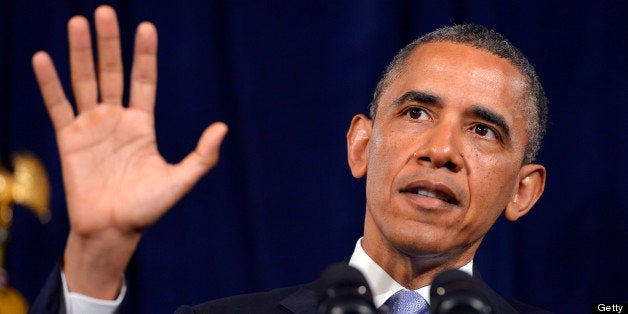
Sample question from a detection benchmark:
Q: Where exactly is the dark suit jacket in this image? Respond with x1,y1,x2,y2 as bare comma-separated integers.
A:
174,265,551,314
30,264,551,314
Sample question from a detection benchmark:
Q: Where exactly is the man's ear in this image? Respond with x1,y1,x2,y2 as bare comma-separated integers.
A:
504,164,546,221
347,114,372,178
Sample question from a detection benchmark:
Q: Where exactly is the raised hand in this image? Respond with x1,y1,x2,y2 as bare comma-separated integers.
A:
32,5,227,298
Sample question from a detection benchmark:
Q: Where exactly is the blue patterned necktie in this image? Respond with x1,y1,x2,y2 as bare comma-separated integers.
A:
383,289,429,314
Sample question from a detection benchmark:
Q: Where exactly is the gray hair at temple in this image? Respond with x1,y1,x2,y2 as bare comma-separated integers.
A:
369,24,548,164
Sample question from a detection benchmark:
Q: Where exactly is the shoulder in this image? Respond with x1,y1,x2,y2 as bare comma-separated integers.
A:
473,265,551,314
175,282,318,314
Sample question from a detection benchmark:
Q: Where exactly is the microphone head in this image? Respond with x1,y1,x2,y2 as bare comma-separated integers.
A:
430,269,493,314
317,263,378,314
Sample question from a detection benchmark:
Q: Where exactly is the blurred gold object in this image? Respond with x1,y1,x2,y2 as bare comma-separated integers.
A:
0,290,29,314
0,153,51,227
0,152,51,314
0,269,29,314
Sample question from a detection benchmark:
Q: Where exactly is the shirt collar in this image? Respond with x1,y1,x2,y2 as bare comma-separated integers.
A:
348,238,473,307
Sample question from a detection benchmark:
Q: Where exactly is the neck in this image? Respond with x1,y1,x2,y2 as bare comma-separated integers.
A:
362,214,479,289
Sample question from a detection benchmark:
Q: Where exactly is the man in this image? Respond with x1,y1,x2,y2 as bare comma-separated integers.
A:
30,5,548,314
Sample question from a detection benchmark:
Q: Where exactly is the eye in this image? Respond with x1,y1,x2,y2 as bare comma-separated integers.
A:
406,107,430,121
473,124,498,139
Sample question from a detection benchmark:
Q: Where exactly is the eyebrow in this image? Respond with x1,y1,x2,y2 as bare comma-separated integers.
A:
392,90,442,108
469,105,511,139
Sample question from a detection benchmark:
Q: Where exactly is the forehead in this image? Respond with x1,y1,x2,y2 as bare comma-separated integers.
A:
379,41,529,135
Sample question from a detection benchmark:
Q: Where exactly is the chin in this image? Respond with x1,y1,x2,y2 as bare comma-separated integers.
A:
386,227,456,259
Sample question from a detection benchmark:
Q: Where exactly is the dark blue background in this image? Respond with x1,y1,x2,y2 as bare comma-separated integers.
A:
1,1,626,313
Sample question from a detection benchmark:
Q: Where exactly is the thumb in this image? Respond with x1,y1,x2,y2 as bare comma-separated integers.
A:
172,122,228,191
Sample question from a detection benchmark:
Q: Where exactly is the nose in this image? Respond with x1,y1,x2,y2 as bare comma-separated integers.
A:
413,121,464,172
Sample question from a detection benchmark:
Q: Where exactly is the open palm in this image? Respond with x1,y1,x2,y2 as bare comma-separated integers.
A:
31,6,227,297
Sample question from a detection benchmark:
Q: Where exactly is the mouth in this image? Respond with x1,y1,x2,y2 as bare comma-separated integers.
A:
400,180,459,206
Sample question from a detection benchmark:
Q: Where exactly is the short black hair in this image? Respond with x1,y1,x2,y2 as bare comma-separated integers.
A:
370,24,547,164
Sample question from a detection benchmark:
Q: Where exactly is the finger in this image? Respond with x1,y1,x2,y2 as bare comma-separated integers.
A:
172,122,228,191
68,15,98,112
32,51,75,131
129,22,158,113
95,5,123,106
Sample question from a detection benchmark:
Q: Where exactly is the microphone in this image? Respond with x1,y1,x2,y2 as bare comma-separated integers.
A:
317,263,380,314
429,269,493,314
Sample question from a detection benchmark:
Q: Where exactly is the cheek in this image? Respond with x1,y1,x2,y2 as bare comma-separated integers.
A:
365,130,415,207
364,133,390,202
367,131,405,176
467,153,520,214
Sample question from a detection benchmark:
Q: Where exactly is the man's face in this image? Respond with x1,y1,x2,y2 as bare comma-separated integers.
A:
351,41,539,262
